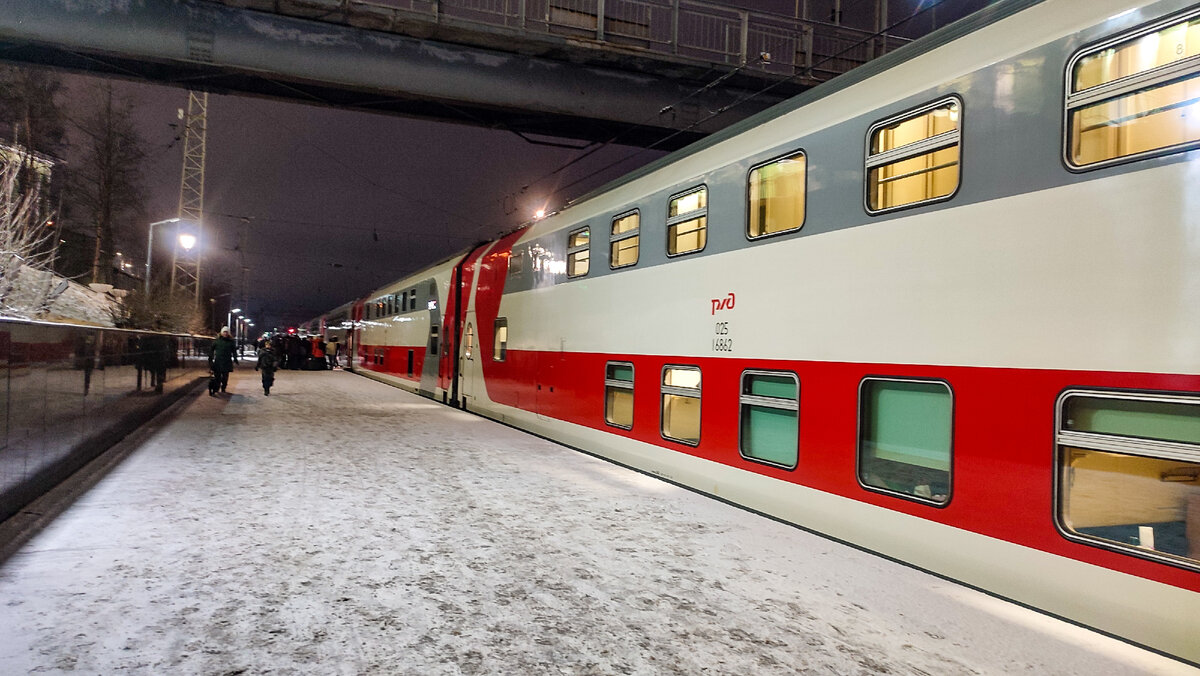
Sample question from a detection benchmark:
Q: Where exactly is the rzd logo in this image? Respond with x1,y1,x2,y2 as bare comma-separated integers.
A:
710,292,735,315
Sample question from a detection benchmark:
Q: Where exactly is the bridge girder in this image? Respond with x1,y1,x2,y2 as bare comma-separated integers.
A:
0,0,810,149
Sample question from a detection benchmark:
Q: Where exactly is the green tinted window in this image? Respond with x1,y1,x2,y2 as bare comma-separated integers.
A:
1064,396,1200,444
740,372,799,469
859,379,952,504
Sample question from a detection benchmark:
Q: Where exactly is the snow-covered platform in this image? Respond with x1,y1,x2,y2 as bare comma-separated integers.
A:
0,367,1192,675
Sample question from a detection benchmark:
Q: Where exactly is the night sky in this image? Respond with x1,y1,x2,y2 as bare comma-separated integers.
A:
50,0,983,332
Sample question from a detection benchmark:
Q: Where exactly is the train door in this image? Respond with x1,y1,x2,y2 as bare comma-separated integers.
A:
459,312,477,407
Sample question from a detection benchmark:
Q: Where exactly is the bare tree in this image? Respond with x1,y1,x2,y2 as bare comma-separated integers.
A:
68,83,145,285
0,153,64,317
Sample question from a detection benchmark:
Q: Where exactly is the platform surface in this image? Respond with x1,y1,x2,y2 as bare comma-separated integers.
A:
0,367,1194,675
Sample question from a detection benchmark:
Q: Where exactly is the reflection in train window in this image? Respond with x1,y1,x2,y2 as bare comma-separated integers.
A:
661,365,701,445
464,323,474,360
739,371,799,469
605,361,634,429
667,186,708,256
866,98,961,213
610,211,640,269
748,151,806,239
858,378,952,505
1068,11,1200,167
567,227,590,278
493,318,508,362
1057,392,1200,569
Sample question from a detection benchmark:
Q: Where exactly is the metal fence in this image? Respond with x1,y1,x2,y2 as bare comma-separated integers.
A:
271,0,910,79
0,320,209,524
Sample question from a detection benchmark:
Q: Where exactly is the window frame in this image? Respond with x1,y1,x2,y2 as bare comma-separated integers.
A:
666,185,709,258
863,96,963,215
1053,388,1200,571
566,226,590,279
746,149,808,241
604,360,635,430
1062,8,1200,171
493,317,508,362
660,364,702,446
609,209,640,269
738,369,800,470
856,376,954,507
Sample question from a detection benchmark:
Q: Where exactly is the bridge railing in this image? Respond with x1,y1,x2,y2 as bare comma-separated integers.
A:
293,0,911,81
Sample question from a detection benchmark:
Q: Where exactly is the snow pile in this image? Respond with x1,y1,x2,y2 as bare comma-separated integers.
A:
1,265,118,326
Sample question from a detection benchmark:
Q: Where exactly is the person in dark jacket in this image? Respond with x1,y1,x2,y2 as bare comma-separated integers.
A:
209,326,239,395
255,344,279,396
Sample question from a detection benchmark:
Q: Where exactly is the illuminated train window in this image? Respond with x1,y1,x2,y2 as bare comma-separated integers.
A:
610,210,640,269
667,186,707,256
1056,391,1200,570
464,323,474,360
865,97,961,213
493,318,508,362
567,227,590,278
409,290,417,311
604,362,634,429
661,365,701,445
1067,10,1200,168
857,378,952,505
748,151,806,239
739,371,799,469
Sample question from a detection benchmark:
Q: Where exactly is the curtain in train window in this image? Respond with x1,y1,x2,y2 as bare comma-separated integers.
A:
866,99,960,212
1057,393,1200,567
610,211,640,268
605,361,634,429
493,318,508,362
748,151,806,238
661,366,701,444
858,378,952,504
567,227,590,278
667,187,707,256
739,371,799,468
1067,13,1200,167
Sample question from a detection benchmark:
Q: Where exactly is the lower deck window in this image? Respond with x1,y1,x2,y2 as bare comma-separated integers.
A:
661,366,701,445
739,371,799,469
604,362,634,429
1057,392,1200,568
493,318,508,361
858,378,952,505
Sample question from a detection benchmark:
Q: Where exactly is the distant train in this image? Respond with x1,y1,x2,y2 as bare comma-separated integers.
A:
310,0,1200,663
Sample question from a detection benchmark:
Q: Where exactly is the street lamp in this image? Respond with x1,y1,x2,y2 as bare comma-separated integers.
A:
145,218,197,294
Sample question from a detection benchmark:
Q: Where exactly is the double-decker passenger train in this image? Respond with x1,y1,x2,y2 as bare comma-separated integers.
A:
310,0,1200,662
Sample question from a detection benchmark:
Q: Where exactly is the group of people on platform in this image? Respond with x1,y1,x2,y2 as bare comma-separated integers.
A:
207,328,343,397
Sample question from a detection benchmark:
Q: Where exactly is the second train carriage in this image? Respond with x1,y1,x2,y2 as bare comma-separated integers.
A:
313,0,1200,663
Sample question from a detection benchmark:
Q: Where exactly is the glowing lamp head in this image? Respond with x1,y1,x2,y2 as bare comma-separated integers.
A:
534,208,546,220
178,233,197,250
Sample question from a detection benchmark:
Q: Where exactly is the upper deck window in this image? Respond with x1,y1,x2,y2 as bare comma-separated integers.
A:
667,187,707,256
610,211,640,269
567,227,590,278
866,98,961,213
748,151,806,239
1067,11,1200,168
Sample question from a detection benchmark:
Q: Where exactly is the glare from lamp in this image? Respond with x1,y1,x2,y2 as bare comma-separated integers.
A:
178,233,197,250
534,208,546,220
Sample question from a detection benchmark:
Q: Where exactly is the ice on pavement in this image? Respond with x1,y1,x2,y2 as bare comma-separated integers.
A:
0,367,1193,675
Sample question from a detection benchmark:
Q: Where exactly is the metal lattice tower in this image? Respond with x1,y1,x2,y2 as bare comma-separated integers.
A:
171,90,207,306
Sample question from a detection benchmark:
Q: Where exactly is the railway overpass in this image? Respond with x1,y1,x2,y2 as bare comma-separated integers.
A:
0,0,911,149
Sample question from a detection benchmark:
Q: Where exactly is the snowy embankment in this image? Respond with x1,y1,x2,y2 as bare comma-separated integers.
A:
0,368,1191,675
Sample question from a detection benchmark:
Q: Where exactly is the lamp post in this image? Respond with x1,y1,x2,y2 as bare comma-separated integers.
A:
145,218,197,295
145,218,180,294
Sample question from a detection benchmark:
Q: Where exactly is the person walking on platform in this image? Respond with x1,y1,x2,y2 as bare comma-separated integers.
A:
255,344,279,396
209,326,238,395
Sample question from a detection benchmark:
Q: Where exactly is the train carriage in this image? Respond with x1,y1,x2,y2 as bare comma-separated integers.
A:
318,0,1200,663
